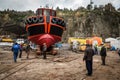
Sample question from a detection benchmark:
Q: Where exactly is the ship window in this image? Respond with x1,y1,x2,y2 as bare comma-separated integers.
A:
51,11,56,16
50,25,63,37
36,9,42,15
44,10,50,16
39,9,42,15
28,25,45,36
36,10,38,15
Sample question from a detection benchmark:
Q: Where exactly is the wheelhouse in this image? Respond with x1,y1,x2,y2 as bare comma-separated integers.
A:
36,8,56,16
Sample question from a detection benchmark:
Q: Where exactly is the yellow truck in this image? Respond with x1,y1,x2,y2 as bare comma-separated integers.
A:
68,37,86,51
68,37,103,51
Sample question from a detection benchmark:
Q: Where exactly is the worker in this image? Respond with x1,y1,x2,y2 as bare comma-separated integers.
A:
42,43,47,59
94,44,98,55
19,43,23,58
83,44,94,76
11,42,21,62
100,43,107,65
25,44,31,59
116,48,120,59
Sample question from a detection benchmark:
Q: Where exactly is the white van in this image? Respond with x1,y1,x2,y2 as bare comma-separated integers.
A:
16,38,24,44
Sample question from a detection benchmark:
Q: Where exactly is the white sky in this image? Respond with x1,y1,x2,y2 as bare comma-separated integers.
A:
0,0,120,11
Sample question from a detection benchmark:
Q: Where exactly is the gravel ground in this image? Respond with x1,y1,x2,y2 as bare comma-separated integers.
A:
0,48,120,80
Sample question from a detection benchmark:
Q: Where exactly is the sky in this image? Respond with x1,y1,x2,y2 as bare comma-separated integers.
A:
0,0,120,11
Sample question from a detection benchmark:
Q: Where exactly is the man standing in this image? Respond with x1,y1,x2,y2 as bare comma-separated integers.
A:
42,43,47,59
94,44,98,55
19,44,23,58
100,44,107,65
116,48,120,57
12,42,21,62
25,44,31,59
83,44,94,76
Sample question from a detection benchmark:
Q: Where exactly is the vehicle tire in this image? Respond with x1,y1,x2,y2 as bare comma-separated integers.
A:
32,17,38,23
26,18,33,24
51,18,58,24
39,17,44,23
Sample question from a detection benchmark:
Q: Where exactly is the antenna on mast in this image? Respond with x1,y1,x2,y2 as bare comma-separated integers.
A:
40,6,42,8
90,0,93,5
89,0,94,10
45,4,49,8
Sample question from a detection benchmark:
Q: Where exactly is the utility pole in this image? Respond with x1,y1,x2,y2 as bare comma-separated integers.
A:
89,0,96,36
45,4,49,8
90,0,93,10
90,0,93,5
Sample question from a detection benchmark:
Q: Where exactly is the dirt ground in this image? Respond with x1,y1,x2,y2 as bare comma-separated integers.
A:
0,48,120,80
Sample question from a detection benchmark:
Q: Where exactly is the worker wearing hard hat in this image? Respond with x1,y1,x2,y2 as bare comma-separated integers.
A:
100,43,107,65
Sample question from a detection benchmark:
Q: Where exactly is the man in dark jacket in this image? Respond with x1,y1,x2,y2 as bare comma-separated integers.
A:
100,44,107,65
19,44,23,58
83,44,94,76
42,43,47,59
25,44,31,59
116,48,120,57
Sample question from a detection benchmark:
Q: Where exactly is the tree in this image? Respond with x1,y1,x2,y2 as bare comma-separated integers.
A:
87,4,92,11
77,6,86,11
56,6,60,10
105,3,116,12
117,7,120,12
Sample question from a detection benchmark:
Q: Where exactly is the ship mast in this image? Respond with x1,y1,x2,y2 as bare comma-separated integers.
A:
45,4,49,8
90,0,93,10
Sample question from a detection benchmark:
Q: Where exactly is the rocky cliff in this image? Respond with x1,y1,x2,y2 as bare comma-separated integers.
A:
0,3,120,40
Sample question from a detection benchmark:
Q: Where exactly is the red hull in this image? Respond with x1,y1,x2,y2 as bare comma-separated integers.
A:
29,34,61,47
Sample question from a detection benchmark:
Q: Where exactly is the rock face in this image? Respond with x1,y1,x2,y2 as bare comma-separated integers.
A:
58,3,120,40
0,10,34,36
0,6,120,39
62,10,120,41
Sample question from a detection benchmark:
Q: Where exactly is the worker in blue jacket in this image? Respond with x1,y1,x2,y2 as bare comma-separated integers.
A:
11,42,21,62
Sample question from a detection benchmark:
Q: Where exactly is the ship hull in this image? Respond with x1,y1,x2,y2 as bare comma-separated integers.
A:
25,11,66,48
28,34,61,47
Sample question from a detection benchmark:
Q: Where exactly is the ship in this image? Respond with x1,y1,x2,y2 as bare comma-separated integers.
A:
25,7,66,52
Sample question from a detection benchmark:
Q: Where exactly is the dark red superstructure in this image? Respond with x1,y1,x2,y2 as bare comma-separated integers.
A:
25,8,66,48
